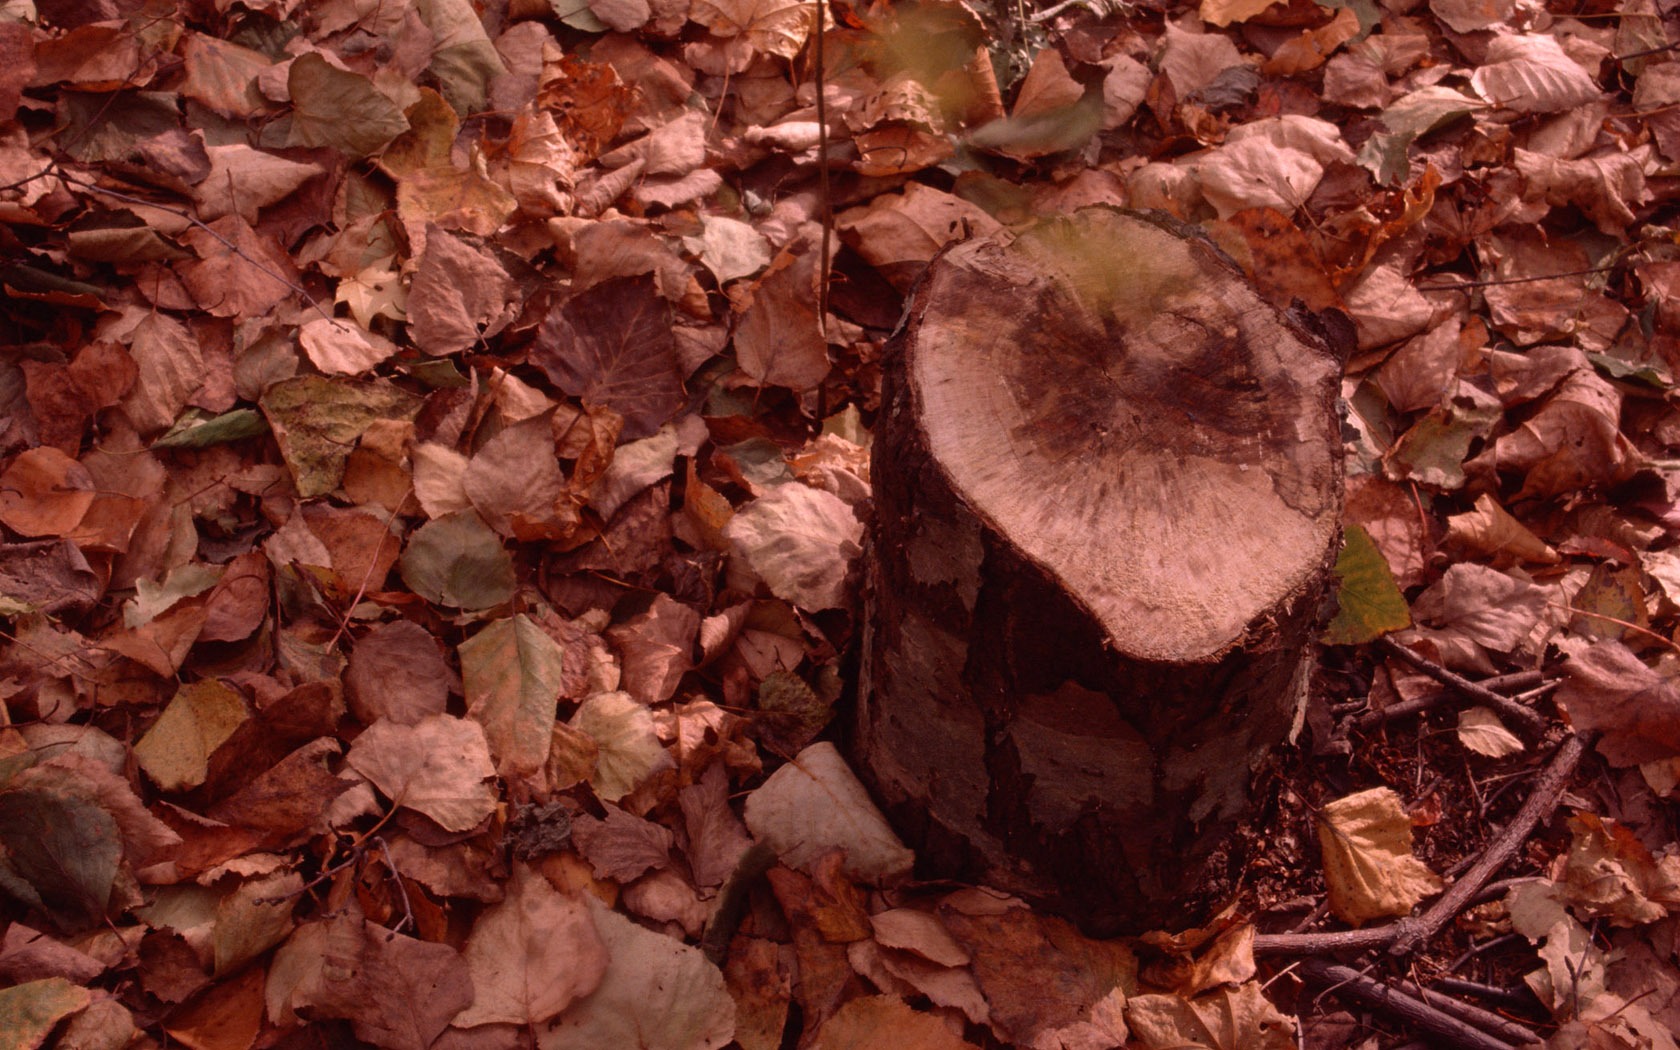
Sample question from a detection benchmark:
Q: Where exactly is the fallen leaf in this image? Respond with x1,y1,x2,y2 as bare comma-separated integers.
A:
260,375,423,499
1125,984,1294,1050
398,509,517,610
462,614,567,781
532,275,686,441
808,994,979,1050
285,53,410,157
346,620,453,726
1555,639,1680,766
346,714,498,832
539,896,735,1050
569,690,675,802
1456,707,1525,758
0,447,95,538
267,913,472,1050
0,978,92,1050
743,741,914,881
453,864,607,1028
134,679,249,792
1470,32,1603,114
723,483,863,612
1322,524,1411,645
1317,787,1443,926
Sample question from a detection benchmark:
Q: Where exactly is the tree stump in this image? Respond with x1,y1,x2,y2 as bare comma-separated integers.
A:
856,207,1347,934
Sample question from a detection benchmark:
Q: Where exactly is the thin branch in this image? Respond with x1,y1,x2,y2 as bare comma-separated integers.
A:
813,0,832,338
1377,637,1548,739
1256,734,1591,959
1399,979,1543,1046
1387,731,1594,956
1298,959,1537,1050
1415,265,1616,292
1354,670,1549,731
55,169,332,321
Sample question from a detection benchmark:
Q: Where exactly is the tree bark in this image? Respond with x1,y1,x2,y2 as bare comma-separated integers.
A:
855,207,1347,934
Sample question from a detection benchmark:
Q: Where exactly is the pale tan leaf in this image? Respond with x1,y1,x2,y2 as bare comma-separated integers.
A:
808,995,978,1050
743,741,914,881
1125,985,1293,1050
569,691,675,802
1456,707,1526,758
722,483,862,612
539,896,735,1050
297,317,398,376
1443,494,1560,564
689,0,815,61
1317,787,1443,926
869,908,970,967
1199,0,1279,26
346,714,498,831
1471,33,1603,114
454,864,607,1027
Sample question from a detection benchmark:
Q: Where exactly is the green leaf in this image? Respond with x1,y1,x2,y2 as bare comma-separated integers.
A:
1323,524,1411,645
399,510,516,610
260,375,423,498
462,615,566,779
150,408,269,449
755,670,833,759
0,978,91,1050
0,789,121,924
1354,86,1484,186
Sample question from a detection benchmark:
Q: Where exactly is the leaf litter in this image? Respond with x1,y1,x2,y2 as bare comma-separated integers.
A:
6,0,1680,1045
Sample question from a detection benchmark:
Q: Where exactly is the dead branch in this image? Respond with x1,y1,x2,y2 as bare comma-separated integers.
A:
1298,959,1541,1050
1398,979,1543,1046
1353,670,1548,731
1256,732,1592,958
1387,732,1592,956
1377,637,1548,739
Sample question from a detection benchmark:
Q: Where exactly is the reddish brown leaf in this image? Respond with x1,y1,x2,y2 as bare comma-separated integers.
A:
532,275,685,440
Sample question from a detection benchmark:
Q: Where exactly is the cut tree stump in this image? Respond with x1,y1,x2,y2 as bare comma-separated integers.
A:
856,207,1347,934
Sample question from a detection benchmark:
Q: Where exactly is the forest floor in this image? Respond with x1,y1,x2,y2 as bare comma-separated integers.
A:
2,0,1680,1046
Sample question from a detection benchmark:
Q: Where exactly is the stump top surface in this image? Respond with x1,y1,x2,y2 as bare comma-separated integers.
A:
907,208,1343,661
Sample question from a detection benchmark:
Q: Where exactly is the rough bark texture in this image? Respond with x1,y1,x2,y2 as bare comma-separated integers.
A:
856,207,1346,934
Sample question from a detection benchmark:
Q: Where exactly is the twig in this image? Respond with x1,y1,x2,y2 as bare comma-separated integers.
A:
812,0,831,337
1428,976,1544,1015
1399,979,1544,1046
1353,670,1548,731
1376,637,1548,739
1254,925,1398,955
1257,735,1590,959
1387,732,1594,956
1298,959,1536,1050
1414,265,1615,292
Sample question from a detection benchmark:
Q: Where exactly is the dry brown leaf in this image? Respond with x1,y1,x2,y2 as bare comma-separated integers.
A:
532,275,686,440
1443,493,1560,565
723,483,862,612
346,714,498,832
1556,638,1680,766
0,447,95,538
1471,32,1603,113
808,995,979,1050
